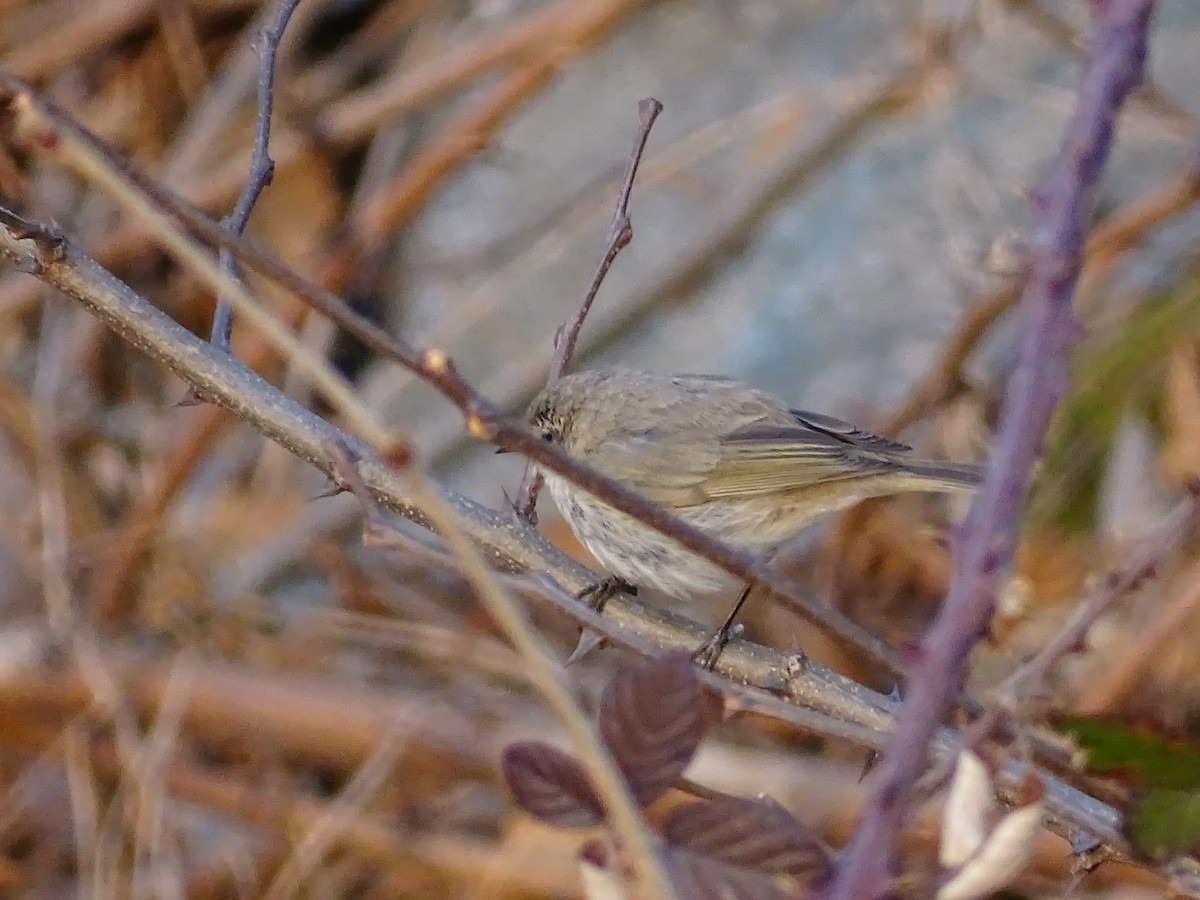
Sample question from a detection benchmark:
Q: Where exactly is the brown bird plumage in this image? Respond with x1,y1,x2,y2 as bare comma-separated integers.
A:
526,369,983,599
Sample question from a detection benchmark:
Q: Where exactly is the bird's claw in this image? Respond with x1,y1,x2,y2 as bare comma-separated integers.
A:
691,623,743,670
574,576,637,613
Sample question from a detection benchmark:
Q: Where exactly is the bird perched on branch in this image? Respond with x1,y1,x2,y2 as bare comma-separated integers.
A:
522,369,984,659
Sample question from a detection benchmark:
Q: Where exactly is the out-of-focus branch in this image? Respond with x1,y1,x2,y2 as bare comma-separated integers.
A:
2,78,390,449
832,3,1159,897
885,151,1200,436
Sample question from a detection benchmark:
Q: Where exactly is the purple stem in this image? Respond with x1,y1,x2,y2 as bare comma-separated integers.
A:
829,1,1157,896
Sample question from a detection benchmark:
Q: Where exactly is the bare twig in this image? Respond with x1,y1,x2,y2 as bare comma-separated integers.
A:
885,151,1200,437
513,97,661,522
1079,553,1200,714
31,297,76,633
831,3,1158,896
997,492,1197,709
1,74,393,450
260,706,415,900
210,0,304,351
551,98,661,380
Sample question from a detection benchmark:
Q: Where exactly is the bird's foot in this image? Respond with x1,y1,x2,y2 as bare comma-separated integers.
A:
691,623,744,670
574,576,637,613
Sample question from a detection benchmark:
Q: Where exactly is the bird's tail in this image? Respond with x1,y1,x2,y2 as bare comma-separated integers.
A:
887,458,985,492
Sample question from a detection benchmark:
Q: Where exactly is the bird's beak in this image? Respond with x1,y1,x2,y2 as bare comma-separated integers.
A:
494,446,511,455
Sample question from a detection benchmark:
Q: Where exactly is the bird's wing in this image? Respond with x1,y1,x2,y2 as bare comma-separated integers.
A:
700,424,895,498
584,427,721,507
788,409,912,453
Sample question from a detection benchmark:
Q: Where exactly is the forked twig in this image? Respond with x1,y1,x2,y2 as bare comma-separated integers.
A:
513,97,662,522
209,0,303,351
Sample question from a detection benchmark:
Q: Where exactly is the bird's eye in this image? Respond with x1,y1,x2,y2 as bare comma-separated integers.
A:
540,431,554,443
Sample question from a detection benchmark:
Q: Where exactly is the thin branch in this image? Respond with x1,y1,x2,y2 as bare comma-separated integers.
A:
210,0,304,351
551,98,661,379
997,491,1197,708
513,97,661,522
1079,554,1200,715
1,75,394,451
884,151,1200,437
831,3,1158,897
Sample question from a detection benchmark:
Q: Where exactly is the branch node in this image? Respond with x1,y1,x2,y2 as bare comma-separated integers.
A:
465,411,495,441
421,347,449,374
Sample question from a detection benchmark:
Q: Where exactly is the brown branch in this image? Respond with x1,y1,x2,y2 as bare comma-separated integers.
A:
318,0,647,294
997,492,1198,709
1079,553,1200,715
550,98,661,381
513,97,661,523
885,150,1200,437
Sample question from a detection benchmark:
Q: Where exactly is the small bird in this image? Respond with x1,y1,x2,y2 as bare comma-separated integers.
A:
523,370,983,647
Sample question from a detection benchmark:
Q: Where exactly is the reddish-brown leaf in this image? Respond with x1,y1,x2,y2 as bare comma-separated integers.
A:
598,652,705,804
502,741,605,828
661,796,831,879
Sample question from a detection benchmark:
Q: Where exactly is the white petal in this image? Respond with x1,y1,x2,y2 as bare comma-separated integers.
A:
937,804,1044,900
940,751,993,867
580,859,627,900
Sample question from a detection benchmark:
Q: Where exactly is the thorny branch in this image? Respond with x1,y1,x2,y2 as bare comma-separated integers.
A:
209,0,304,350
513,97,662,523
832,2,1160,897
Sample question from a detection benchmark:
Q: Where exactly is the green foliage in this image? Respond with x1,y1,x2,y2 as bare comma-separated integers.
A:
1061,716,1200,858
1030,269,1200,533
1127,789,1200,859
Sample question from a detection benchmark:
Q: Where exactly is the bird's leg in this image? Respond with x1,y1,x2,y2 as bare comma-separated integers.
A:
692,583,753,669
574,576,637,612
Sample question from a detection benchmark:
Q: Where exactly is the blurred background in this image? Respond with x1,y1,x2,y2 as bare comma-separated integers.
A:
1,0,1199,896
